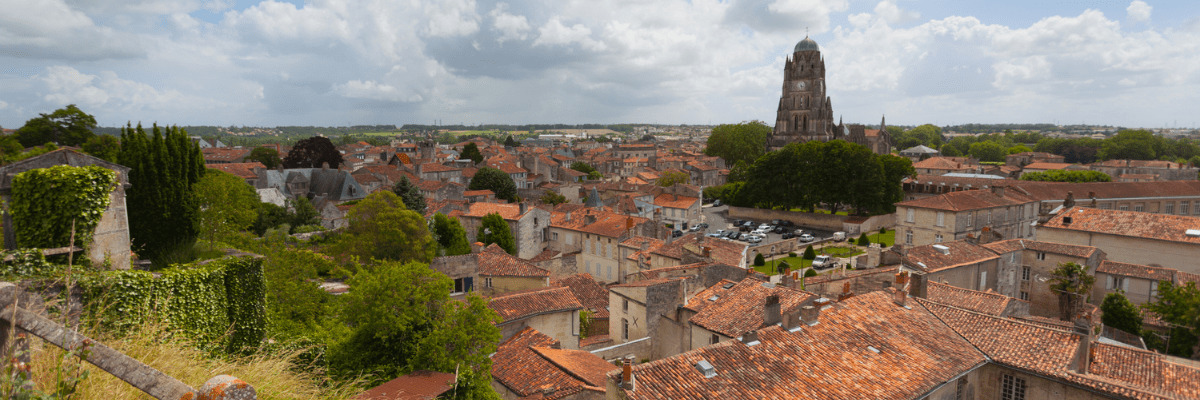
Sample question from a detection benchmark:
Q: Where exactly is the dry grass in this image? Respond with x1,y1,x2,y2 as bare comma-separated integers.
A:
28,322,361,399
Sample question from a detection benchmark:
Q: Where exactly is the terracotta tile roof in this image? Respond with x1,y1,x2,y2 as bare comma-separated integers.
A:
620,291,987,400
896,187,1036,211
478,244,550,277
464,202,521,219
912,156,975,170
1023,162,1075,170
207,162,263,180
686,278,816,338
201,147,250,162
530,346,620,387
1009,180,1200,202
1010,315,1074,332
1097,260,1176,282
491,328,597,399
652,193,699,209
415,179,450,191
463,189,493,197
551,273,610,319
925,281,1024,316
578,335,610,348
650,233,703,260
488,287,582,322
418,162,458,173
355,370,455,400
902,240,999,273
527,249,560,263
639,262,709,280
1093,159,1187,169
610,277,683,288
981,239,1099,259
1042,207,1200,245
904,174,1022,189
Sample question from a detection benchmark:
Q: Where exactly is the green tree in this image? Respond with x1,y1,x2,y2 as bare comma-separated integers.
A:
477,213,516,255
328,191,435,263
504,135,519,147
331,260,501,397
570,161,597,175
432,213,471,256
460,142,483,164
82,134,120,162
657,170,691,187
290,196,320,229
753,253,765,266
0,135,23,163
1049,262,1096,321
251,202,291,236
968,141,1006,162
803,245,816,260
194,170,260,251
282,136,344,168
469,167,518,202
1142,281,1200,358
1007,144,1033,155
940,144,963,157
804,268,818,277
1100,292,1142,335
15,104,97,147
119,123,205,262
392,175,427,213
857,233,871,246
540,190,567,205
246,147,282,169
1019,170,1112,183
1099,129,1159,160
704,121,771,166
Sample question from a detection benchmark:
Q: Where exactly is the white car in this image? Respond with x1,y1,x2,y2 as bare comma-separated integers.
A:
811,255,835,269
747,236,763,243
799,233,815,242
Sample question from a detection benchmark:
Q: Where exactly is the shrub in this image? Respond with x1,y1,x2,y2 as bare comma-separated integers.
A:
803,245,816,260
804,269,819,277
879,227,887,234
789,252,797,257
858,233,871,246
753,253,765,266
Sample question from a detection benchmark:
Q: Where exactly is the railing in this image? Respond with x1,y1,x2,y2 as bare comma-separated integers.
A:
0,282,257,399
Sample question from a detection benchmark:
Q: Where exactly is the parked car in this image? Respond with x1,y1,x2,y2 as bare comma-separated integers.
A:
832,231,846,241
799,233,815,242
672,230,683,237
781,232,794,239
740,225,752,232
732,219,744,226
715,229,726,235
697,223,709,229
748,236,763,243
726,231,740,240
811,255,835,270
713,199,722,207
773,226,787,234
706,233,720,238
689,225,702,232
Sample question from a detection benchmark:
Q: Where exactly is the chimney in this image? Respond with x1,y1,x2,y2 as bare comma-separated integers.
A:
322,162,329,170
991,185,1006,197
621,356,635,391
701,246,711,258
894,271,910,307
740,330,760,346
763,295,781,327
1071,315,1096,373
471,242,484,254
837,281,854,302
910,273,928,299
799,305,819,326
586,214,597,224
519,202,528,215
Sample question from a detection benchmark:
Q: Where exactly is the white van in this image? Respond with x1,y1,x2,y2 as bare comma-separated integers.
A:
832,232,846,241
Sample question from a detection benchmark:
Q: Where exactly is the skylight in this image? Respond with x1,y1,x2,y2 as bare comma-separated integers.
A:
695,360,717,378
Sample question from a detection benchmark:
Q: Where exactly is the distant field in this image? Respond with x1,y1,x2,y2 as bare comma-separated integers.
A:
540,128,620,136
360,131,401,136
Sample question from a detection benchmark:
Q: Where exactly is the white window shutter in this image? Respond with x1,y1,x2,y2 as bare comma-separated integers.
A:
1106,276,1114,290
1122,278,1130,292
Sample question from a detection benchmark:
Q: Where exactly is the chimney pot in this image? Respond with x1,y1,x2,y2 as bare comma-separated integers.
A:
799,305,819,326
764,295,782,326
621,356,635,390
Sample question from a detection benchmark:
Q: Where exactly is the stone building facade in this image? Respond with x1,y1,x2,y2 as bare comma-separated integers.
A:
770,36,835,149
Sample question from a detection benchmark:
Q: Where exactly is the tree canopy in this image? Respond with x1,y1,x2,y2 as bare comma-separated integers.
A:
469,167,518,202
119,123,205,262
1019,170,1112,183
968,141,1006,162
82,134,120,162
392,175,427,213
1100,292,1142,335
1049,262,1095,321
16,104,97,147
432,213,471,256
329,191,435,263
194,169,260,250
460,142,483,164
1142,281,1200,358
246,147,282,169
891,124,943,150
282,136,343,169
477,213,516,255
657,170,690,187
704,121,770,166
540,190,567,205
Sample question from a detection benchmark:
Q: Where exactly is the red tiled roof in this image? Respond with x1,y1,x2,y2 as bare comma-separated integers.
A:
653,193,699,209
530,346,620,388
896,187,1036,211
1011,180,1200,203
551,273,610,319
355,370,455,400
478,244,550,277
419,162,458,173
903,241,999,273
491,328,600,399
207,162,263,180
1023,162,1074,170
912,157,974,170
1097,260,1176,282
463,189,493,197
1042,207,1200,245
488,287,582,322
686,278,816,338
201,147,250,162
925,281,1023,316
464,202,521,219
981,239,1099,259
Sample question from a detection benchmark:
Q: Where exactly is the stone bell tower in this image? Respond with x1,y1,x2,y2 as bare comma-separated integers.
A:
769,35,836,150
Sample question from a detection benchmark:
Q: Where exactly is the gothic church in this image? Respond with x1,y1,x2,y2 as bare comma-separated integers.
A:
769,36,891,155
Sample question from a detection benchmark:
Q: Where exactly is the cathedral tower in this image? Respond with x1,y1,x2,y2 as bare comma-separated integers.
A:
769,36,836,150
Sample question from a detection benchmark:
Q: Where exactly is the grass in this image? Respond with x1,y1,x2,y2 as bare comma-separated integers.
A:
863,229,895,247
819,246,864,258
753,256,813,275
29,322,360,399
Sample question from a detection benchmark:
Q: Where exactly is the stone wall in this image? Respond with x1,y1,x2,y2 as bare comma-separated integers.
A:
90,183,132,269
589,336,652,362
727,206,847,230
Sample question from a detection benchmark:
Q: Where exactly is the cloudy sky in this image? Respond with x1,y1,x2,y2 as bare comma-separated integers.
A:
2,0,1199,129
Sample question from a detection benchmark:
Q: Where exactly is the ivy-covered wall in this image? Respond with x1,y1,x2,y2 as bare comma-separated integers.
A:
82,255,267,353
10,165,116,253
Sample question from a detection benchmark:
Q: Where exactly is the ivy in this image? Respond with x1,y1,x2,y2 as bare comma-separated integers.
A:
0,249,58,277
10,165,116,253
81,255,267,354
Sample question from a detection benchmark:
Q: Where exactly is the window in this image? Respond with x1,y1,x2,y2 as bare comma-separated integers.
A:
1194,202,1200,215
1022,266,1031,281
552,232,559,241
484,277,493,288
1036,252,1046,261
1151,281,1159,297
905,230,913,246
1020,291,1030,301
987,210,993,224
622,319,629,340
1182,201,1190,215
1119,205,1129,211
936,212,945,227
585,261,591,275
710,334,720,345
1134,203,1145,212
623,299,629,312
1099,203,1112,210
1165,202,1175,214
967,212,974,227
452,277,474,294
1001,374,1026,400
1107,276,1127,291
906,208,914,223
980,271,988,289
935,234,943,243
1010,253,1017,263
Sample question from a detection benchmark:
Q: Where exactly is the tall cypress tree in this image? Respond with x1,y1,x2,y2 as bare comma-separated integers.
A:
120,123,204,261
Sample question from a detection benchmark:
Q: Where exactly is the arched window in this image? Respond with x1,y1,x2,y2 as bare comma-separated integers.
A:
793,115,798,131
802,115,808,132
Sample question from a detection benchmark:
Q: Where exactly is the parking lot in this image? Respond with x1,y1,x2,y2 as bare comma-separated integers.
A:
697,204,836,247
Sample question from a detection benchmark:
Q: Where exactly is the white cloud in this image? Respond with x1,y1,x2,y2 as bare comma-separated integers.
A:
422,0,481,38
873,0,919,25
334,80,424,102
533,18,605,51
489,3,530,43
0,0,143,60
1127,1,1152,22
38,66,187,111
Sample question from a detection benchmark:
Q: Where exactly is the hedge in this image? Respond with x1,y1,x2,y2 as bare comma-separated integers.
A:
82,255,266,353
